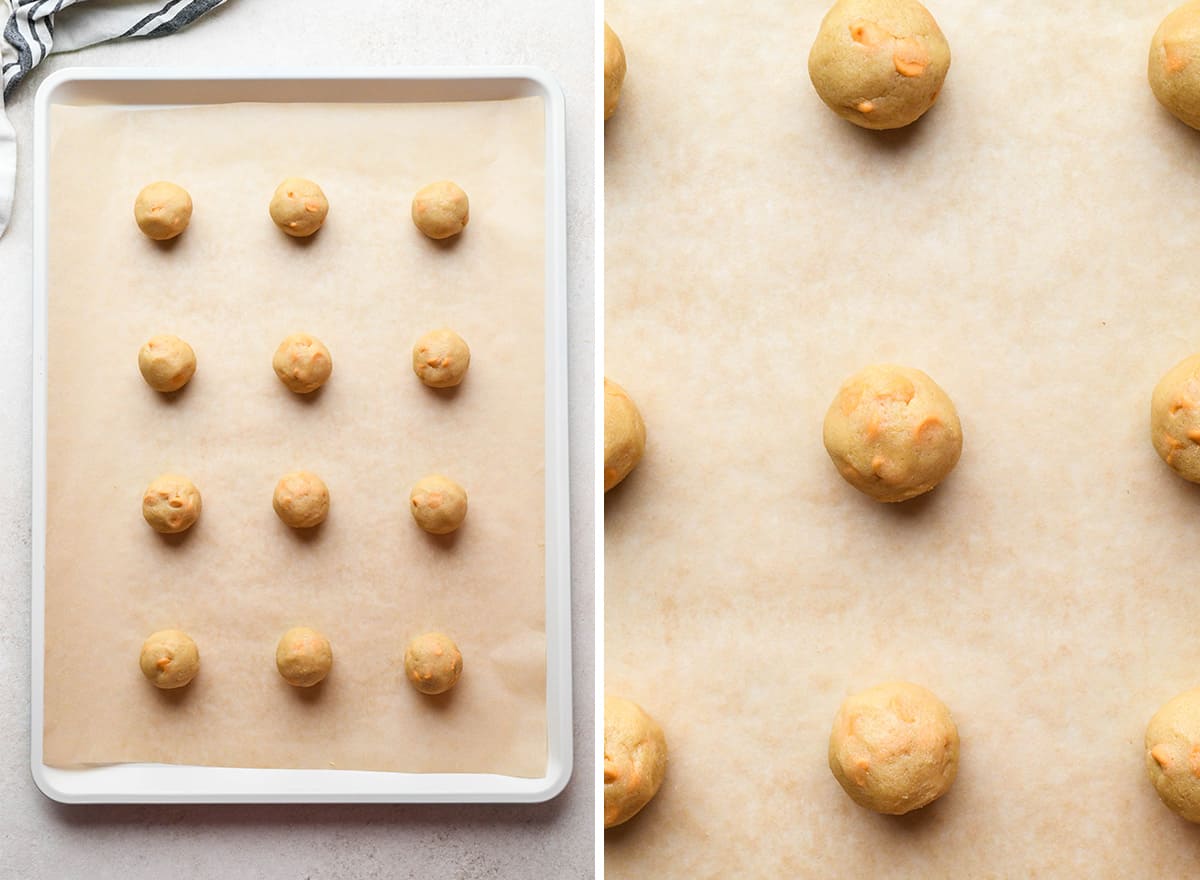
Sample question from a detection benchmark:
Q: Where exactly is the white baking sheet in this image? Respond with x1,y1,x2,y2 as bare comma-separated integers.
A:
605,0,1200,873
33,67,571,804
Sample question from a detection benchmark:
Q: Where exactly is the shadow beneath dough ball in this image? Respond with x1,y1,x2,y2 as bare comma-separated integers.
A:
421,523,464,550
277,518,327,546
154,681,197,707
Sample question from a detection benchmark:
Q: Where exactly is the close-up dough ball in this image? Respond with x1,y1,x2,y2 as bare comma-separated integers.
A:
828,681,959,815
823,363,962,502
139,629,200,689
411,181,470,239
1146,686,1200,823
133,181,192,241
1151,353,1200,482
273,470,330,529
404,631,463,695
138,334,196,392
412,328,470,388
808,0,951,130
604,22,628,120
269,177,329,237
1149,1,1200,130
604,378,646,492
275,626,333,687
409,474,468,535
142,473,202,534
273,333,332,394
604,695,667,828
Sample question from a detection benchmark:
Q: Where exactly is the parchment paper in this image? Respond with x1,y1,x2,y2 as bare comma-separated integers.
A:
44,98,547,776
605,1,1200,873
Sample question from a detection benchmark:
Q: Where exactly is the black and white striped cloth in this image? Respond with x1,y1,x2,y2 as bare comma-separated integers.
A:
0,0,229,237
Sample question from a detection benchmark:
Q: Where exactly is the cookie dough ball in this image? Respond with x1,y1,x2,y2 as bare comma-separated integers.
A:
604,22,628,120
404,631,463,695
823,363,962,502
275,626,333,687
272,333,332,394
1150,1,1200,130
412,328,470,388
829,681,959,815
1146,686,1200,823
1150,353,1200,482
604,695,668,828
808,0,951,130
411,181,469,239
273,470,330,529
142,473,202,534
139,629,200,689
138,334,196,392
409,474,468,535
604,378,646,492
133,181,192,241
269,177,329,237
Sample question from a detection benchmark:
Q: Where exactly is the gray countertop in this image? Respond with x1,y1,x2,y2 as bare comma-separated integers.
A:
0,2,595,877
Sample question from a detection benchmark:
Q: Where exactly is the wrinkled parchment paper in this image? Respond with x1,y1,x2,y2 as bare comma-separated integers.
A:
605,1,1200,872
45,98,547,776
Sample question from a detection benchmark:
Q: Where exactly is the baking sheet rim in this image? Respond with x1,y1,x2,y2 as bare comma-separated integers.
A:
29,66,572,804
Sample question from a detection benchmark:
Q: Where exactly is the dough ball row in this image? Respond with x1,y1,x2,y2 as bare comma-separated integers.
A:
608,352,1200,500
608,683,1200,828
138,627,463,695
137,328,470,394
606,0,1200,133
133,178,469,241
142,471,468,536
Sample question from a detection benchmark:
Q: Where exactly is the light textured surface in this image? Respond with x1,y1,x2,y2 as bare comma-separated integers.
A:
606,0,1200,875
1,0,594,876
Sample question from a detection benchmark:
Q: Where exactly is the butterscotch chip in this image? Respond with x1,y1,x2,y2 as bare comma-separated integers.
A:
808,0,951,130
828,681,959,814
604,695,667,828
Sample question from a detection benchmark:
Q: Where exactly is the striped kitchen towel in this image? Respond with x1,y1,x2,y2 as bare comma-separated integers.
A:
0,0,229,238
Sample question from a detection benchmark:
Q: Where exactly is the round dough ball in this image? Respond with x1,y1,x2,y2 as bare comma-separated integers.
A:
138,334,196,392
411,181,469,239
1149,1,1200,130
134,181,192,240
412,328,470,388
272,333,332,394
269,177,329,237
1150,353,1200,482
273,470,330,529
404,631,462,695
139,629,200,689
142,473,202,534
409,474,468,535
604,378,646,492
808,0,951,130
604,22,628,120
823,363,962,502
829,681,959,815
275,626,333,687
604,695,667,828
1146,686,1200,823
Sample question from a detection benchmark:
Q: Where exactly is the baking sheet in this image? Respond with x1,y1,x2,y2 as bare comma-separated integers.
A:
605,0,1200,873
44,97,547,776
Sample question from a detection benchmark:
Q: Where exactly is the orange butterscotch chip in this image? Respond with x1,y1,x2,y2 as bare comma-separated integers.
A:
892,37,929,76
